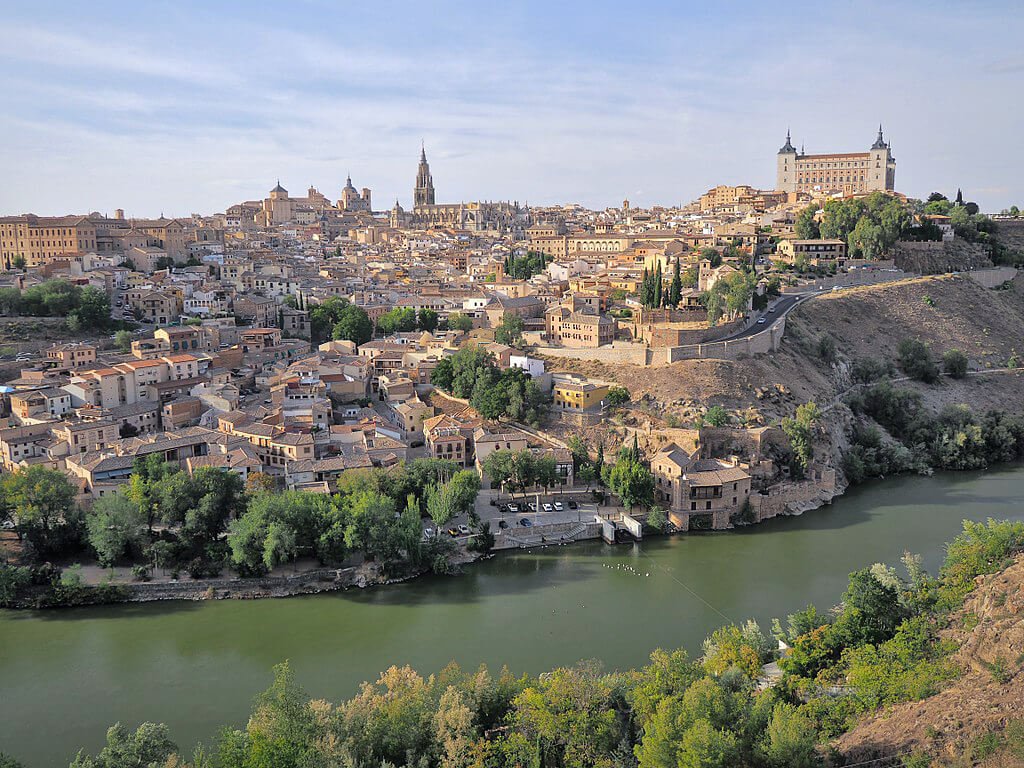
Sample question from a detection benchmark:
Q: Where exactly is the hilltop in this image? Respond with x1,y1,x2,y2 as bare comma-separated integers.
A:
544,272,1024,446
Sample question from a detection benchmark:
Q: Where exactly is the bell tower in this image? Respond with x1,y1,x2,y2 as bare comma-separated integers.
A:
414,143,435,207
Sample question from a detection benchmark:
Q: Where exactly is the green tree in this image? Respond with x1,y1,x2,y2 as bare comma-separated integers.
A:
668,258,683,307
0,465,81,555
607,455,655,510
943,348,968,378
70,722,177,768
71,287,112,330
494,312,524,347
897,338,939,383
114,330,133,353
704,405,729,427
606,385,630,406
760,703,819,768
309,296,350,343
418,308,439,332
331,304,373,345
781,402,822,476
447,312,473,332
86,492,145,568
795,205,820,239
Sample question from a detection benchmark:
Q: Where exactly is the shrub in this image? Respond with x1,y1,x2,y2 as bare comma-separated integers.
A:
942,349,968,378
897,339,939,383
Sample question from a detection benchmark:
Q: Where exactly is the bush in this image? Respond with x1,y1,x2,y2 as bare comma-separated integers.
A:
942,349,968,378
131,565,152,582
897,339,939,383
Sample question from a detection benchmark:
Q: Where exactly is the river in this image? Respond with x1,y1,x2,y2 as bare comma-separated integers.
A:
2,466,1023,766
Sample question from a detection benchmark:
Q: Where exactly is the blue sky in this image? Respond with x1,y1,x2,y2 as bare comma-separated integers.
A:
0,0,1021,216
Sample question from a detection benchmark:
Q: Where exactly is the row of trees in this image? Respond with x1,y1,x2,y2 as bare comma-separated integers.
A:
0,280,113,331
0,456,485,599
844,383,1024,482
504,251,549,280
431,346,547,424
50,517,1024,768
638,258,698,310
794,193,914,259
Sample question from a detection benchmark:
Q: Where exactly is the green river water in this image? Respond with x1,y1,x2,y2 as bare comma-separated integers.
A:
2,466,1024,766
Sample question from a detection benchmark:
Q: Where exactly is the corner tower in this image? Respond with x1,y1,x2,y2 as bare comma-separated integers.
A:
776,130,798,193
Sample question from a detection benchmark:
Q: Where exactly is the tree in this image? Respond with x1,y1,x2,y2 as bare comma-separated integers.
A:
781,402,821,476
114,330,133,353
760,703,818,768
943,348,968,378
668,258,683,307
72,287,112,330
897,338,939,383
0,465,80,554
447,312,473,332
704,405,729,427
70,722,177,768
331,304,373,345
86,492,145,567
309,296,350,343
646,507,668,532
494,312,524,347
377,307,418,335
417,308,439,333
795,205,820,239
607,455,654,510
605,385,630,406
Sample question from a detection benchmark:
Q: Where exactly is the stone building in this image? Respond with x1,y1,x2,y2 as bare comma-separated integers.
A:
776,126,896,195
391,146,529,234
338,176,372,213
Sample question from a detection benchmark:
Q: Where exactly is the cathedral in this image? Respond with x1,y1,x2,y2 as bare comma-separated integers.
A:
390,145,529,235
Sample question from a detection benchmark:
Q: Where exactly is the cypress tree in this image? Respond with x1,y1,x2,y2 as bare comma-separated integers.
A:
654,262,663,308
669,257,682,307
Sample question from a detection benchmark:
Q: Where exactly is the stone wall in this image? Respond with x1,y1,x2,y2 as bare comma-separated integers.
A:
892,238,992,274
750,467,837,522
964,267,1019,288
536,341,650,366
662,317,786,363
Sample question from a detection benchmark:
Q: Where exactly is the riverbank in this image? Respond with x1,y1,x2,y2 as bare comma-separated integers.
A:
3,468,1024,768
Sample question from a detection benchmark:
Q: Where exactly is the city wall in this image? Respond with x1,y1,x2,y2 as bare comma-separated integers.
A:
662,317,786,363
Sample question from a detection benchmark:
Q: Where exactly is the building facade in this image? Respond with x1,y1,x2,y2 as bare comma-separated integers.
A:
776,127,896,195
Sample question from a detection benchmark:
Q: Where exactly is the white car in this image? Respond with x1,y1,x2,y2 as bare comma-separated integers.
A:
542,503,553,513
457,524,471,535
422,528,435,540
756,317,767,324
553,502,564,512
1,519,15,530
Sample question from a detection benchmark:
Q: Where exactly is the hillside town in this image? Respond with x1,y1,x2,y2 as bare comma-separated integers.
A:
0,129,1022,594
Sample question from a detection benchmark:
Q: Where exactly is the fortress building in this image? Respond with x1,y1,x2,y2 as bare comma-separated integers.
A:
776,126,896,196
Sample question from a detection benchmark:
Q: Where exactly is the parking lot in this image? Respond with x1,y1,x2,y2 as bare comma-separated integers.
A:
424,489,602,542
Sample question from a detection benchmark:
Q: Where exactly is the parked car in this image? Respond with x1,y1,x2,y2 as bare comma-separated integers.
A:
497,519,509,529
1,520,16,530
519,518,533,527
447,528,459,538
529,503,539,512
542,503,553,513
756,317,767,324
422,528,435,540
507,503,520,513
553,502,564,512
457,524,470,535
567,500,578,510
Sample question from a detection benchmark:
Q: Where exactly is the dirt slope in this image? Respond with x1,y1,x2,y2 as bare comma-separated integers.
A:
545,273,1024,427
834,554,1024,765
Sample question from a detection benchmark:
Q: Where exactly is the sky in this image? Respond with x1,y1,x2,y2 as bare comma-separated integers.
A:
0,0,1021,217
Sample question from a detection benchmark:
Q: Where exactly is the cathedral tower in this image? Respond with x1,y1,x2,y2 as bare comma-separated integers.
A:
414,144,435,207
